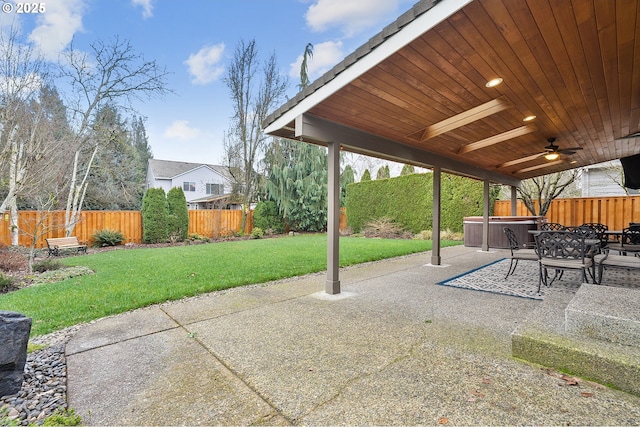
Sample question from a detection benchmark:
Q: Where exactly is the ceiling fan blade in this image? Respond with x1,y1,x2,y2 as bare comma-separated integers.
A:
558,147,583,154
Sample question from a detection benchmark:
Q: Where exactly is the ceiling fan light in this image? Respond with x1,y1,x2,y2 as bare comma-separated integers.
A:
523,115,536,122
544,152,560,161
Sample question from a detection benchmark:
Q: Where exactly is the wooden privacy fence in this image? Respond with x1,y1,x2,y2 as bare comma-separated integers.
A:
0,210,252,248
494,195,640,230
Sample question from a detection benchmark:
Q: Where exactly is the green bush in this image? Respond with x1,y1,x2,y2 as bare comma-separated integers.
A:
251,227,264,239
142,188,168,243
0,273,14,293
91,229,125,247
253,201,285,234
167,187,189,242
346,172,492,234
32,259,64,273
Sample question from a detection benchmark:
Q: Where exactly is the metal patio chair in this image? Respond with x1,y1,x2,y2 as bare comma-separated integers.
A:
540,222,565,231
534,231,594,295
503,227,538,279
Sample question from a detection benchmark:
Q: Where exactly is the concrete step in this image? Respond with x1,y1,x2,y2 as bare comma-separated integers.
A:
511,285,640,396
565,284,640,347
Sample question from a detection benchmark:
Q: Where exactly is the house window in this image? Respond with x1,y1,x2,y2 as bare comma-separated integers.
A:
206,183,224,195
183,182,196,192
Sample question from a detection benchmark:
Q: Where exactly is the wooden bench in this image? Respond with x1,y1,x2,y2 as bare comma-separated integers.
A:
594,252,640,285
45,237,88,257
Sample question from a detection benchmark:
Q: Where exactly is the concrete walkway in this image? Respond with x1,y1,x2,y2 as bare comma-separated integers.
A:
66,245,640,425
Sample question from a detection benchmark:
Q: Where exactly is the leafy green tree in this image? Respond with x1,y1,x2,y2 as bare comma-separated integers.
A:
400,164,415,175
166,187,188,241
361,169,371,182
253,200,285,233
142,188,167,243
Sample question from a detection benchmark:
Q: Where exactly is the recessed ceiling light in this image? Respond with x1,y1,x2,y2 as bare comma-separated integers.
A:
485,78,503,88
523,115,536,122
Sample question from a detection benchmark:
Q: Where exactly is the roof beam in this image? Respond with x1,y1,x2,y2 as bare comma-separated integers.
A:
515,160,565,174
295,113,521,187
497,153,544,169
410,97,513,142
458,124,537,155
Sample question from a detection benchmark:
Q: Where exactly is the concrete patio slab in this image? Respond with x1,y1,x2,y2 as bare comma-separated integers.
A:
66,245,640,425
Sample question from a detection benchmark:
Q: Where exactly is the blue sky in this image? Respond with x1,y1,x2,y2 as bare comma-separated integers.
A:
2,0,415,168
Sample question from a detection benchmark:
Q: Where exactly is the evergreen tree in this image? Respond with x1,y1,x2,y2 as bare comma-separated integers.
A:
142,187,167,243
265,141,328,231
262,44,329,231
130,115,153,180
361,169,372,181
400,164,415,175
340,165,355,207
83,105,144,210
166,187,189,241
376,165,390,180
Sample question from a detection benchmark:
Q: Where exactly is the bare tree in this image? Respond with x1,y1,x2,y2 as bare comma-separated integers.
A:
59,36,170,235
223,39,288,230
0,25,59,245
518,170,581,216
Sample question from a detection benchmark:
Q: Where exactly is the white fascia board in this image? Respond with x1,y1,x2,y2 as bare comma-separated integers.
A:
264,0,473,135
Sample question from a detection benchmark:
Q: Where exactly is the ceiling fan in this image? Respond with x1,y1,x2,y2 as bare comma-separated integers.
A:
542,137,582,161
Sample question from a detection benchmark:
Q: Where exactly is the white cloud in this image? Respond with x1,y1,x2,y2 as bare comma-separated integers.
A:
131,0,154,19
164,120,201,141
289,40,344,82
185,43,225,85
306,0,401,37
28,0,86,61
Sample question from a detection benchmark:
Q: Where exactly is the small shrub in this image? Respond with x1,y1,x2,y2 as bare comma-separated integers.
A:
251,227,264,239
188,233,210,242
32,259,64,273
31,266,94,285
42,408,82,426
0,248,27,272
253,201,285,234
414,230,432,240
0,273,15,293
363,217,406,239
91,229,125,247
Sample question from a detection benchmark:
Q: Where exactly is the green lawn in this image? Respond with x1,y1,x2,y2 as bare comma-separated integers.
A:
0,234,462,337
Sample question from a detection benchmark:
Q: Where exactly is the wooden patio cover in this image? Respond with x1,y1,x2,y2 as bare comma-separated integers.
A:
263,0,640,293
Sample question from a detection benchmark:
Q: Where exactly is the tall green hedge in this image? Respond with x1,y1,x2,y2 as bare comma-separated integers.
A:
167,187,189,241
346,172,493,233
142,188,168,243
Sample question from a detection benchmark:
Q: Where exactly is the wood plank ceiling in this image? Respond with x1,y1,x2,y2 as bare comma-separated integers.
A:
265,0,640,183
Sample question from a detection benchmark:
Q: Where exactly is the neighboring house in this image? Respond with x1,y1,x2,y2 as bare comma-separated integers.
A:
581,161,638,197
146,159,241,210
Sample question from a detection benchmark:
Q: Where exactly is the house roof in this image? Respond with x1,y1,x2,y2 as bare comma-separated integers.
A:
264,0,640,187
148,159,232,181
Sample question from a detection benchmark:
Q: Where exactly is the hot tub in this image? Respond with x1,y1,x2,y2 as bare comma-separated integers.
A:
463,216,545,249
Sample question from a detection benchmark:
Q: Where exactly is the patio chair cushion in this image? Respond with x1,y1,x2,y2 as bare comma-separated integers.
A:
541,257,593,270
508,248,538,261
594,254,640,269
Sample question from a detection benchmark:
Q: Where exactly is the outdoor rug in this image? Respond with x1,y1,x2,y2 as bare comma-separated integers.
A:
437,258,639,301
